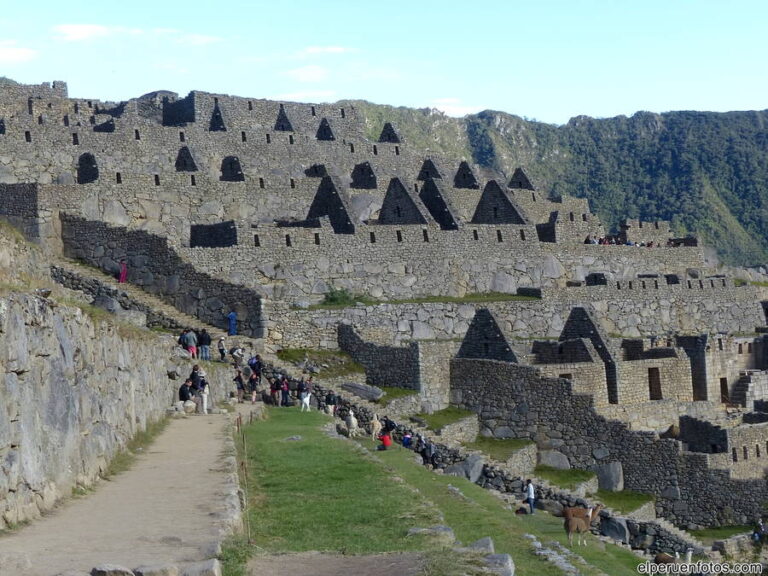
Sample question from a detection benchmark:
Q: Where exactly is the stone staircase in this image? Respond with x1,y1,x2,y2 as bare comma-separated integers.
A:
49,255,267,355
730,375,751,408
650,516,708,552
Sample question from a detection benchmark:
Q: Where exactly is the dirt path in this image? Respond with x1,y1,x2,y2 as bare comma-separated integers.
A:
246,551,426,576
0,413,233,576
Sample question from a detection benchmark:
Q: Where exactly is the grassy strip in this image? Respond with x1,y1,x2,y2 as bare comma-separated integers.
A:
463,437,533,461
417,406,475,431
308,290,540,310
689,525,751,543
242,408,440,554
595,490,654,514
275,348,365,379
361,437,642,576
534,465,596,491
376,386,419,406
103,417,170,478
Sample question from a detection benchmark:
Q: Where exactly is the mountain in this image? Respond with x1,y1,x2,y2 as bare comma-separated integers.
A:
347,101,768,266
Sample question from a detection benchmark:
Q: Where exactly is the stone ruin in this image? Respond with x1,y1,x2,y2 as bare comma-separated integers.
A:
1,80,768,530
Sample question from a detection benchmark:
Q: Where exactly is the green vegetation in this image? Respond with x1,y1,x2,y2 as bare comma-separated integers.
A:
750,280,768,287
227,408,643,576
103,417,170,479
275,348,365,379
595,490,654,514
463,436,533,461
350,103,768,266
417,406,475,431
534,465,596,490
375,385,419,406
309,289,538,310
689,525,751,543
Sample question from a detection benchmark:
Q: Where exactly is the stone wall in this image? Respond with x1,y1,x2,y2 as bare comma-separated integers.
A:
449,357,768,527
59,214,266,338
0,291,226,528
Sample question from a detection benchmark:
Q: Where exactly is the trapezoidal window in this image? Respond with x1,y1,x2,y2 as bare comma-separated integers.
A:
179,131,185,142
76,153,99,184
648,367,662,400
115,172,122,184
220,156,245,182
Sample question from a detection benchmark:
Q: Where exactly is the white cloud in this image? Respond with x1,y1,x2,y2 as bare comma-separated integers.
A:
283,65,329,83
429,97,483,117
177,33,222,46
0,40,37,63
275,90,337,102
53,24,112,42
298,45,352,56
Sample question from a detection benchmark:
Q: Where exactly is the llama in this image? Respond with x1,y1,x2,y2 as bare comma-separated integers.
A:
369,413,383,440
564,504,603,546
346,409,360,437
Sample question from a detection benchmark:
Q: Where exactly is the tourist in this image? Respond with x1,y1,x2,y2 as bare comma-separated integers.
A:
230,344,244,367
178,379,193,403
524,479,536,514
233,369,245,403
324,389,337,415
247,353,262,385
200,378,210,414
118,259,128,283
227,310,237,336
402,431,413,448
182,328,198,359
280,375,291,406
218,336,227,362
247,370,259,403
198,329,212,361
376,432,393,451
270,377,280,405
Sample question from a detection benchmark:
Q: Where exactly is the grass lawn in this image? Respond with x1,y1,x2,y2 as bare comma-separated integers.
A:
225,407,644,576
689,525,752,543
463,436,533,462
534,465,596,491
595,490,654,514
417,406,475,431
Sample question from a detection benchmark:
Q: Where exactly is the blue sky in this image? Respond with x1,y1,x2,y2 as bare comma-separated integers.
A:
1,0,765,124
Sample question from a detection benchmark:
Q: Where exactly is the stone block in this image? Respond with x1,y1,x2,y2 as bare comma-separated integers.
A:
538,450,570,470
134,566,180,576
90,565,136,576
594,461,624,492
445,454,485,484
483,553,515,576
406,525,456,546
179,559,221,576
599,516,631,544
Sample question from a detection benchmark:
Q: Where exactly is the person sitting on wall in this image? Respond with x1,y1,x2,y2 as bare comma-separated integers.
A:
179,379,193,403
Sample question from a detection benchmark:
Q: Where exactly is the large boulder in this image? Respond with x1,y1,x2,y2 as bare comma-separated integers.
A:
538,450,570,470
600,516,631,544
594,461,624,492
445,454,485,484
340,382,384,402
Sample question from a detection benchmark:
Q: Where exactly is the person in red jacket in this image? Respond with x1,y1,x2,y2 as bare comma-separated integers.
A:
377,432,393,451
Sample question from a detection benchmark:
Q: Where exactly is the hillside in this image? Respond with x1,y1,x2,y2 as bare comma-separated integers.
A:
347,101,768,266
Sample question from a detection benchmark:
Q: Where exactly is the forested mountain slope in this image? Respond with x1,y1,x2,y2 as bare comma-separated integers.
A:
348,101,768,265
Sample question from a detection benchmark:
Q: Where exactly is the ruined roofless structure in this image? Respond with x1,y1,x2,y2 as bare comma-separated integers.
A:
3,80,768,531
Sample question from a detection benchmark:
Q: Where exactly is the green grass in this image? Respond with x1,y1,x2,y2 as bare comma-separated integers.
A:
534,465,596,491
103,417,170,478
242,408,440,554
750,280,768,287
228,407,646,576
417,406,475,431
375,386,419,406
595,490,654,514
307,291,539,310
464,436,533,461
275,348,365,379
689,525,751,543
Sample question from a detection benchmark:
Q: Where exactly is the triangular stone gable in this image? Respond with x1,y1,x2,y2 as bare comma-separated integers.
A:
453,161,479,189
274,104,294,132
560,306,619,404
419,178,458,230
417,158,441,180
378,122,400,143
307,176,355,234
316,118,335,141
378,177,427,225
220,155,244,182
350,162,377,189
209,101,226,132
305,164,328,177
457,308,517,362
508,167,535,190
175,146,198,172
470,180,526,224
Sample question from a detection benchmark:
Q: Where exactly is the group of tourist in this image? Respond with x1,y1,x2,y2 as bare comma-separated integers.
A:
177,364,212,414
177,328,214,361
